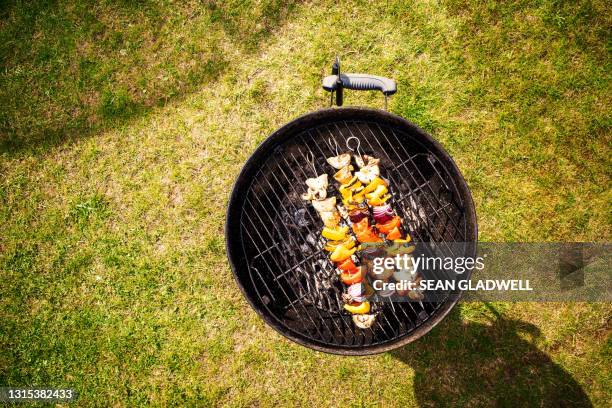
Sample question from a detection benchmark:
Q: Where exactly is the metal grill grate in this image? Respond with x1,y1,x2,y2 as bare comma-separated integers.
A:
238,119,471,349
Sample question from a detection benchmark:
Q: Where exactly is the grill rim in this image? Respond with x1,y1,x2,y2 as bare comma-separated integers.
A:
225,107,478,355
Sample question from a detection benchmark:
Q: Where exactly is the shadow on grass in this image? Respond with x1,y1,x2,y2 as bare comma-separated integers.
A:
0,0,297,156
391,305,592,407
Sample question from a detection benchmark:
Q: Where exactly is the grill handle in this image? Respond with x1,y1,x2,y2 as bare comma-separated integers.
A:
322,57,396,108
322,74,397,97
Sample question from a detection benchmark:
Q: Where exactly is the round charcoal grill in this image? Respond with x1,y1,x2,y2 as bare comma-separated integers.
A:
226,61,477,355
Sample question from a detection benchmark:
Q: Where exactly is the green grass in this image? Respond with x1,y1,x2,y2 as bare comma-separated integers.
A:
1,0,611,406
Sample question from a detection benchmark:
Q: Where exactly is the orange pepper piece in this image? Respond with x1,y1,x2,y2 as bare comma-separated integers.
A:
352,217,370,234
356,230,383,243
340,266,365,285
376,216,401,234
386,226,402,240
337,258,357,272
353,218,382,242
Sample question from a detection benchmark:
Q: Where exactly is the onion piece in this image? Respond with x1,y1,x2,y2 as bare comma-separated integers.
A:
334,165,354,184
302,174,328,201
348,282,365,298
312,197,336,213
342,282,367,303
355,155,380,168
327,153,351,169
320,210,341,227
372,204,393,223
353,314,376,329
393,265,416,283
355,164,379,184
305,174,328,191
348,209,368,223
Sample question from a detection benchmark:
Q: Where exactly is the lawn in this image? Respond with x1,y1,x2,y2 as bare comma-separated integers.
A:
1,0,610,406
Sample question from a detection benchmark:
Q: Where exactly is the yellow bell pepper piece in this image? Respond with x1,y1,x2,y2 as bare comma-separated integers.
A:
324,238,355,252
339,178,364,206
365,184,388,200
347,180,363,192
352,189,367,203
386,242,415,256
324,241,341,252
338,185,353,202
368,195,390,206
394,237,412,244
341,175,358,188
365,184,390,206
322,225,349,241
351,191,364,202
330,245,356,263
344,301,371,314
362,177,387,195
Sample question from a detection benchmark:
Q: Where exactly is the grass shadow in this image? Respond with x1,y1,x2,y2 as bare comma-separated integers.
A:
390,304,592,407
